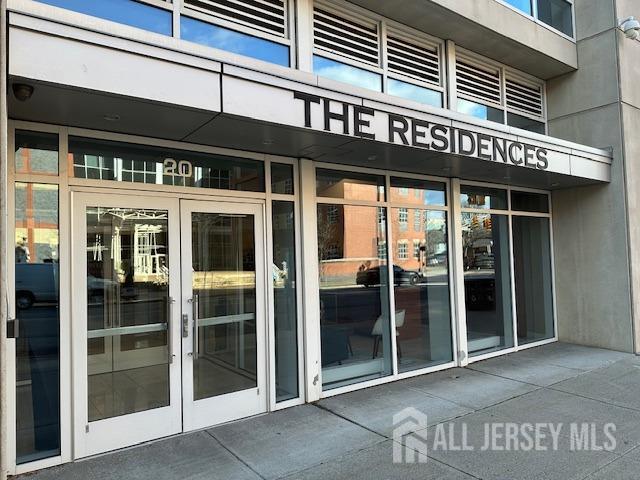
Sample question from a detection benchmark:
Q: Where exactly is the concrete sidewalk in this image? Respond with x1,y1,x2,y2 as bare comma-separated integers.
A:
21,343,640,480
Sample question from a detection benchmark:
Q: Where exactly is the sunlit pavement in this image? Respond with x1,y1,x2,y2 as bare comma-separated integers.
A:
20,342,640,480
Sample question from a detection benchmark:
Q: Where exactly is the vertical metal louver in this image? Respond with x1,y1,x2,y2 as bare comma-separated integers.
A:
313,7,380,66
506,77,544,118
183,0,288,38
456,59,502,106
387,35,440,86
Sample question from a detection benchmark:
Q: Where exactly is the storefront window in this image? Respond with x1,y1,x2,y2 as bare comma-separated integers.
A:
318,204,392,389
313,55,383,92
35,0,172,35
271,163,294,195
70,137,265,192
390,177,446,206
272,201,299,401
15,183,61,464
15,131,59,175
316,169,385,202
511,191,549,213
181,16,290,67
460,185,508,210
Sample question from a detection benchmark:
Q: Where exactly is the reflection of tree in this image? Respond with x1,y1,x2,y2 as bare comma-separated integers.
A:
317,213,338,283
426,227,445,255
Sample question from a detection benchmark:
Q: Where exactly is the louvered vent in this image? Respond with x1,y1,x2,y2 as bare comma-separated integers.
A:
184,0,287,38
506,78,544,118
456,59,502,106
387,35,440,86
313,7,380,66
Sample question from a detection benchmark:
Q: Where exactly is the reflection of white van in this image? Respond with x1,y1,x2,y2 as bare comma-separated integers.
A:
15,263,59,309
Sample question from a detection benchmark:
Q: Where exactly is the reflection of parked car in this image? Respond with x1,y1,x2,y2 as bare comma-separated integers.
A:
356,265,419,287
464,271,495,310
15,263,58,309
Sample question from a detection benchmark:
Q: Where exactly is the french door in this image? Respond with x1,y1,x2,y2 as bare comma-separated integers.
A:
71,192,267,458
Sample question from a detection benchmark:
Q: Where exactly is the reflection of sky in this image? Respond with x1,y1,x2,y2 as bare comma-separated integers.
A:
181,17,290,67
387,78,442,108
313,56,382,92
503,0,532,15
457,98,489,120
36,0,172,35
426,191,446,206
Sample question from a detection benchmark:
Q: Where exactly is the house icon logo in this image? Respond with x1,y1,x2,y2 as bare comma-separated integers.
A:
392,407,429,463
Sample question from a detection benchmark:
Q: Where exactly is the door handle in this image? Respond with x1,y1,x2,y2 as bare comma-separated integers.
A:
167,296,175,364
189,294,199,359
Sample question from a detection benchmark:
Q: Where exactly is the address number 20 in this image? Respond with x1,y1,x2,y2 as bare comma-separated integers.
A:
163,158,193,178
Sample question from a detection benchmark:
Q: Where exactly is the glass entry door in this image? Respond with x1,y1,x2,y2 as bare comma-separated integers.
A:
72,193,182,458
180,200,267,431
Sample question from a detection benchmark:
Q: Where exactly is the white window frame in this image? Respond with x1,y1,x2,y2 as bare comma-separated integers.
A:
493,0,576,42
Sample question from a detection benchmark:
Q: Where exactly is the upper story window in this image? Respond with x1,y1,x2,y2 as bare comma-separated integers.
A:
501,0,574,38
312,1,445,108
181,0,292,66
34,0,173,35
455,50,546,134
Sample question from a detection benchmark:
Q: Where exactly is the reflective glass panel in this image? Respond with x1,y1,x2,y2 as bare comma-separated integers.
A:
313,55,382,92
35,0,172,35
181,16,290,67
504,0,533,15
316,169,385,202
15,131,59,175
15,183,60,464
271,163,294,195
86,207,170,421
272,201,298,401
390,177,446,206
462,213,514,355
391,209,453,372
510,191,549,213
537,0,573,37
507,113,546,134
457,98,504,124
387,78,442,108
191,212,257,399
70,137,265,192
460,185,508,210
513,216,554,344
318,204,392,389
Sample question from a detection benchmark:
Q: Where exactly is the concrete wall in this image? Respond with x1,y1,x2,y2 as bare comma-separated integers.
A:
546,0,635,352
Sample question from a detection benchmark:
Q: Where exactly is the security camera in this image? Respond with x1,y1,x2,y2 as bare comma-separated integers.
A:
619,16,640,40
12,83,34,102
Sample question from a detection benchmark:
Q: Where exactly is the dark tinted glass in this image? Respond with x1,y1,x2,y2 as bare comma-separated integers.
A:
35,0,172,35
537,0,573,37
390,177,446,206
181,16,290,67
507,113,546,134
15,131,59,175
316,169,385,202
271,163,294,195
460,186,508,210
15,183,60,464
70,137,265,192
511,191,549,213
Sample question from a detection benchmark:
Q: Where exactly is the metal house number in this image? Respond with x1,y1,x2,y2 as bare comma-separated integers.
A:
163,158,193,178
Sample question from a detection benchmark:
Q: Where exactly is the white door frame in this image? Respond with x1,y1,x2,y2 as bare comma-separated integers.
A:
180,199,269,431
71,191,183,459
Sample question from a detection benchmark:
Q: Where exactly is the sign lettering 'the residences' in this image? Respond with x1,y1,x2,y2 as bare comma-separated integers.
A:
294,91,549,170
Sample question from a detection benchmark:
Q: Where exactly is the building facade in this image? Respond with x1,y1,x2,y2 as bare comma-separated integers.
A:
0,0,637,476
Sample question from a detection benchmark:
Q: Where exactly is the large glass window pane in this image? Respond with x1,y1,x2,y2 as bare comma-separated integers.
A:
387,78,443,108
460,185,508,210
316,169,385,202
35,0,172,35
15,183,60,464
70,137,265,192
181,16,290,67
15,131,59,175
462,213,514,355
313,55,382,92
504,0,533,15
507,112,546,134
271,163,294,195
318,204,392,389
457,98,504,124
510,191,550,213
86,207,170,421
272,201,298,401
390,177,446,206
392,209,453,372
513,217,554,344
537,0,573,37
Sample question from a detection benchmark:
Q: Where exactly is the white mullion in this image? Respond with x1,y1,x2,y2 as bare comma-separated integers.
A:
172,0,181,38
383,175,398,375
450,179,468,366
508,210,519,349
265,160,277,411
380,20,389,94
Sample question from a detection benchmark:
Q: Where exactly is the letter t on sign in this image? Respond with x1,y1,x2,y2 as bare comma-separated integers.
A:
294,91,321,128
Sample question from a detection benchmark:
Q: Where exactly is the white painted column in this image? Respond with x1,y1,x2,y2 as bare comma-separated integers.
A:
450,179,469,366
444,40,457,111
295,0,314,72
